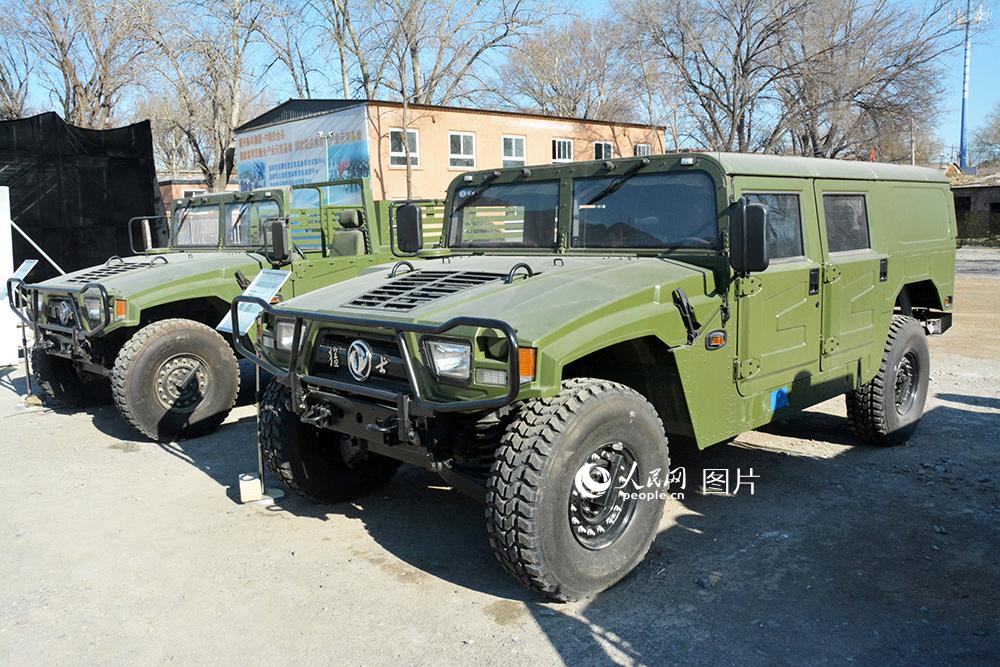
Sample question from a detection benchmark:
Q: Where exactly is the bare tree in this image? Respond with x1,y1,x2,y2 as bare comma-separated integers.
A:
0,12,32,119
494,16,636,121
18,0,147,128
258,0,323,98
777,0,958,159
623,0,808,152
312,0,553,103
140,0,266,190
972,102,1000,168
312,0,400,98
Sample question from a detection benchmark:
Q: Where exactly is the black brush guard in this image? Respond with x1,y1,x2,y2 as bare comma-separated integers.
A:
6,277,112,338
229,295,522,442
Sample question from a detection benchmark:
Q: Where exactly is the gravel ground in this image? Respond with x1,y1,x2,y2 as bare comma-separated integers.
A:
1,249,997,666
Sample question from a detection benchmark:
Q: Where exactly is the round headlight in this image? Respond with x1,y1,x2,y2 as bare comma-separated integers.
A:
55,300,73,325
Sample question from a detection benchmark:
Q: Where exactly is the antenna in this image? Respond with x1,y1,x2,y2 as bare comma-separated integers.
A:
957,1,991,171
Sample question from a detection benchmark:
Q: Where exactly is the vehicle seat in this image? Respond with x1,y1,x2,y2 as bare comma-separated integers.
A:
331,209,366,256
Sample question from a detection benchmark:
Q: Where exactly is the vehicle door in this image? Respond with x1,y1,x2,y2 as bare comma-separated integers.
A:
734,177,824,397
813,183,887,371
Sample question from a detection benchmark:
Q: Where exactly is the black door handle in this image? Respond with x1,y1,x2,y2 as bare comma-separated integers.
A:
808,268,820,295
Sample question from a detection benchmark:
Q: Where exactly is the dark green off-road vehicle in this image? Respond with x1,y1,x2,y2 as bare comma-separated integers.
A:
8,179,441,441
234,153,955,600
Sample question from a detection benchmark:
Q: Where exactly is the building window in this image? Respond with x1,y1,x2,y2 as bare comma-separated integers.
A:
389,128,419,167
823,193,870,252
634,144,652,157
449,131,476,168
594,141,613,160
552,138,573,163
502,135,525,167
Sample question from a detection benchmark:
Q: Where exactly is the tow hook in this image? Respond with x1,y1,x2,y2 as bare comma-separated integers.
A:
367,418,398,434
300,403,333,428
367,416,420,446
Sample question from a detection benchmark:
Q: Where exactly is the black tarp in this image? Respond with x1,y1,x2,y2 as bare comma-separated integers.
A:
0,112,163,281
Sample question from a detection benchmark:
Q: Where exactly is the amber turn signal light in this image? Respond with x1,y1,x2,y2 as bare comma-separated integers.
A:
705,329,727,350
519,347,537,383
114,299,128,319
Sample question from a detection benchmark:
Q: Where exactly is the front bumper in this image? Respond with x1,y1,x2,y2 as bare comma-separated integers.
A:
230,295,523,443
7,278,112,356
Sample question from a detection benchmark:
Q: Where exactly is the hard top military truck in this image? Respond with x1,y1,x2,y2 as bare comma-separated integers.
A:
8,179,442,441
232,153,955,601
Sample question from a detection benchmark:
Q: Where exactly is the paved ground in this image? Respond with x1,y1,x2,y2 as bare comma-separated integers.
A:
1,249,998,666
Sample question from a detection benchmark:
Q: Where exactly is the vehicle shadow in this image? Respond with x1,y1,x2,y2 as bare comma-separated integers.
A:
266,401,1000,664
53,359,263,444
0,366,29,395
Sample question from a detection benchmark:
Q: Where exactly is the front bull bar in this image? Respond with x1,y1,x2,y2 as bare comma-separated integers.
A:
6,278,113,338
228,295,522,419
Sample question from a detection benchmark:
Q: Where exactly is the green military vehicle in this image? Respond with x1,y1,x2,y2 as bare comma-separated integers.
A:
233,153,955,601
8,179,439,442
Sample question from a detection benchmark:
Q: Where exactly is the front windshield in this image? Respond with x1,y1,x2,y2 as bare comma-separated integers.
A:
572,171,718,249
226,200,280,245
449,180,559,248
174,205,220,246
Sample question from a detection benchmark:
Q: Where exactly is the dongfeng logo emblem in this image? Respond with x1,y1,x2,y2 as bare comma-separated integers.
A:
347,339,374,382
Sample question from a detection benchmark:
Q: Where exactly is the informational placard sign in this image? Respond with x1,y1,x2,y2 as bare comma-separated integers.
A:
217,269,291,336
234,105,370,195
1,259,38,300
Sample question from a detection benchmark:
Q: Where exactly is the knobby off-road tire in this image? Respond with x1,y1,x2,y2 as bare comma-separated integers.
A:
486,378,670,602
258,382,401,503
847,315,930,446
30,346,111,407
111,318,239,441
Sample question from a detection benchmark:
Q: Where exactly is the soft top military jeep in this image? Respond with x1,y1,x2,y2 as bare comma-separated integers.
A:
8,179,442,441
234,153,955,601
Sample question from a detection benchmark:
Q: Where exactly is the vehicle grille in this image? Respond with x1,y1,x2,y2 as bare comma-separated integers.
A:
310,329,410,393
343,270,503,311
65,263,145,284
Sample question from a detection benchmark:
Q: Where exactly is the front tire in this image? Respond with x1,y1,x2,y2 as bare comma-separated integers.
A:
259,382,401,503
486,378,670,601
30,347,111,407
847,315,930,446
111,319,240,441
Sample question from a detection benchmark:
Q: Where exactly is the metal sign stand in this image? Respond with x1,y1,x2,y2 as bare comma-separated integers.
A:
20,321,31,396
256,363,265,496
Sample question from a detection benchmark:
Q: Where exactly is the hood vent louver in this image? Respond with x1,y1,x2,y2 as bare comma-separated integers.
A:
344,270,503,311
64,263,148,284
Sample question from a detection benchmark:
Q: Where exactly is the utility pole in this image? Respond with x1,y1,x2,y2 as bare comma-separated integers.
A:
318,130,332,179
910,118,916,166
957,1,991,171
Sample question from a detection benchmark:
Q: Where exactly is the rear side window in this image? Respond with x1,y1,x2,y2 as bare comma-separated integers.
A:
823,194,870,252
745,193,803,259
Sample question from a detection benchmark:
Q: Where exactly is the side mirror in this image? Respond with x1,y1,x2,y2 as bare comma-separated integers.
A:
266,219,290,264
396,204,423,254
730,199,769,275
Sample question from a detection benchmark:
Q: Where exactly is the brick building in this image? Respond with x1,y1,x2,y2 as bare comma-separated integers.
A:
234,99,665,201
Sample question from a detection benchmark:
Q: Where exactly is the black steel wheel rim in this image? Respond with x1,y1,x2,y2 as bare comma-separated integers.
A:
155,353,211,413
569,442,638,550
894,350,919,415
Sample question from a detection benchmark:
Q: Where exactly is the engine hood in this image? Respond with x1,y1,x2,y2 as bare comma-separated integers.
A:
279,254,718,343
33,252,267,300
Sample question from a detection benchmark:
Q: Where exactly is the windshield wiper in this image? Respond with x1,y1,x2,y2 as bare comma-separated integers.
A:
172,201,194,240
229,200,252,243
585,157,650,206
451,170,502,214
